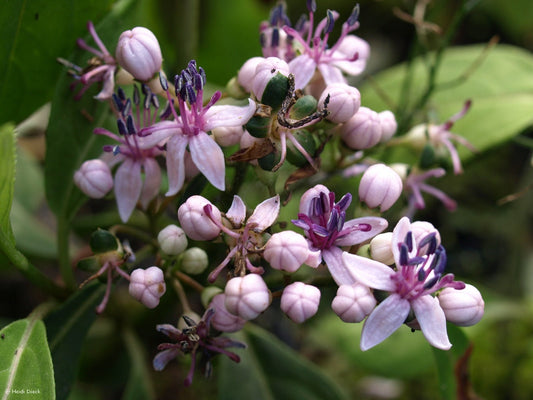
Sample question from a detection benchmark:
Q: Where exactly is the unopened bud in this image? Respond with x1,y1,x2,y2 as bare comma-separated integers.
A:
74,159,113,199
319,83,361,124
157,224,188,256
177,195,221,241
129,266,166,309
280,282,321,323
264,231,310,273
224,274,271,320
339,107,381,149
359,163,403,212
331,283,376,323
116,27,162,81
369,232,394,265
212,125,245,147
238,57,265,93
438,284,484,326
208,294,246,332
378,110,397,142
180,247,208,275
252,57,290,108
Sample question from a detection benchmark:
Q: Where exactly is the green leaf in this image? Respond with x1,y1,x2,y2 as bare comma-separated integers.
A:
0,123,16,245
0,318,55,399
0,0,114,125
121,329,155,400
360,44,533,159
218,324,348,400
44,282,106,400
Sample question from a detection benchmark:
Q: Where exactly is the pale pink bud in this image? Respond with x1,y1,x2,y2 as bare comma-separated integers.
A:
116,27,162,81
224,274,271,320
129,266,166,308
410,221,441,255
280,282,321,323
238,57,265,93
180,247,208,275
438,284,484,327
264,231,310,273
339,107,381,150
178,195,221,241
212,125,245,147
319,83,361,124
359,164,403,212
252,57,290,100
378,110,397,142
157,224,188,256
369,232,394,265
74,159,113,199
208,294,246,332
331,283,376,323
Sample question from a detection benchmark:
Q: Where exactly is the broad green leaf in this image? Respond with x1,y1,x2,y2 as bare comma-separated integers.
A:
0,318,55,400
121,329,155,400
218,324,348,400
360,44,533,160
309,314,434,379
44,282,106,400
0,123,16,245
0,0,114,125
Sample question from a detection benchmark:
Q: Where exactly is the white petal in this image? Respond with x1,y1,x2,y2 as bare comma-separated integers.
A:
392,216,412,265
203,99,256,131
226,195,247,226
412,295,451,350
360,294,410,351
288,55,317,89
189,132,226,191
247,195,280,232
342,252,396,291
137,120,178,149
335,217,388,246
139,157,161,209
115,159,142,222
165,135,187,196
317,63,345,86
323,246,355,286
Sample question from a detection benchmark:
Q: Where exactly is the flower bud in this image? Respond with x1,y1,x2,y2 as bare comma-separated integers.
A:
178,195,221,241
438,284,484,326
238,57,265,93
319,83,361,124
129,266,166,309
369,232,394,265
208,294,246,332
264,231,310,273
157,224,188,256
359,163,403,212
410,221,441,254
212,125,245,147
224,274,271,320
280,282,321,323
201,286,223,308
74,159,113,199
378,110,397,142
252,57,290,108
116,27,162,81
339,107,381,150
331,283,376,323
180,247,209,275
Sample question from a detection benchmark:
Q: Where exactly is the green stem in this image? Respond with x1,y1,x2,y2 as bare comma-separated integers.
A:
57,215,76,290
0,229,69,299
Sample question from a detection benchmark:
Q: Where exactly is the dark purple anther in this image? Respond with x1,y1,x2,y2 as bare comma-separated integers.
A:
307,0,317,13
405,231,413,252
347,4,360,26
126,115,136,135
325,10,335,34
159,72,168,91
133,85,140,105
117,119,128,136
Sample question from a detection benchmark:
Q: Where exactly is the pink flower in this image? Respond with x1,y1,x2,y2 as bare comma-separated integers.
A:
280,282,321,323
292,185,387,285
283,4,369,89
342,217,466,350
144,61,256,194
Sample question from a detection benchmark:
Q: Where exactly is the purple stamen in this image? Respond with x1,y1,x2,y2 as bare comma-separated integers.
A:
325,10,335,34
347,4,360,26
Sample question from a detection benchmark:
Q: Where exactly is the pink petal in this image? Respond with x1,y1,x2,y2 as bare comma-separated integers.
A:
137,121,178,149
226,195,247,226
165,135,188,196
203,99,256,132
335,217,388,246
317,63,346,86
247,195,280,232
153,348,179,371
139,157,161,209
342,252,396,291
392,217,411,265
288,55,317,90
360,294,410,351
411,295,451,350
189,132,225,191
322,246,355,286
115,158,142,222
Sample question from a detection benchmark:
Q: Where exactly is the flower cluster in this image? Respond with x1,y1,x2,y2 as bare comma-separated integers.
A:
66,0,484,388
